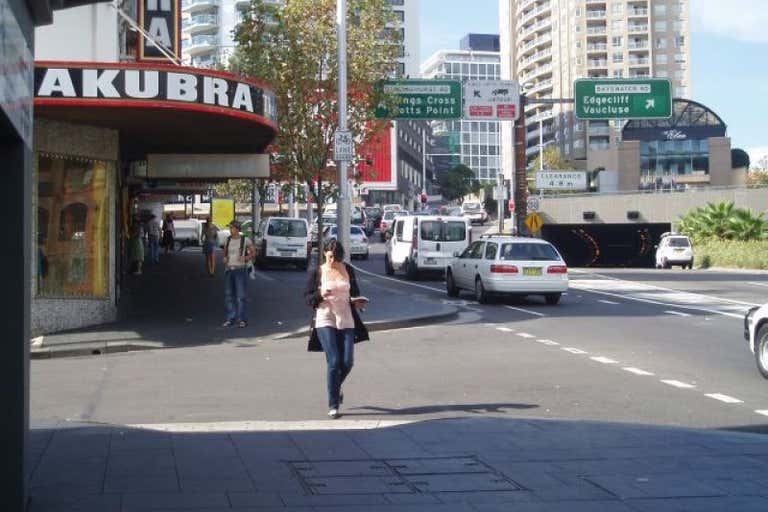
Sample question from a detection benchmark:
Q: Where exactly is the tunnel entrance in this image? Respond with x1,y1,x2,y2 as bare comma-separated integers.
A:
540,223,672,268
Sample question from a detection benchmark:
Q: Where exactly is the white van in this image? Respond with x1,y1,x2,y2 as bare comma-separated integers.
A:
253,217,310,270
384,215,471,280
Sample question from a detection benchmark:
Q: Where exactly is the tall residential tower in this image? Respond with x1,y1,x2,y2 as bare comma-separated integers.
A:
500,0,691,163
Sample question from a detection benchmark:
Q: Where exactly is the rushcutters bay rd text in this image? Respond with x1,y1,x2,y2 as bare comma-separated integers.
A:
34,67,276,119
580,94,631,116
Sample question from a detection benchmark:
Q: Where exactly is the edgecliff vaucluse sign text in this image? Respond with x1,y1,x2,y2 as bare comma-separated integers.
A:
34,65,278,123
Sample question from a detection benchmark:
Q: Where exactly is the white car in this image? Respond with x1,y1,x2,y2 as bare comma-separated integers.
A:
461,201,489,225
655,233,694,269
254,217,310,270
745,303,768,379
323,225,369,259
446,235,569,305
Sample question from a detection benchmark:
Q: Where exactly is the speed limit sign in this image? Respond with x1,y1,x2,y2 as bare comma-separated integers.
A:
527,197,540,212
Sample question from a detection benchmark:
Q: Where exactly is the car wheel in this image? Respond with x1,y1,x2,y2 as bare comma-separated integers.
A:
545,293,561,305
756,324,768,379
173,241,183,252
384,255,394,275
475,277,488,304
446,271,459,297
689,258,694,269
406,259,419,281
662,258,670,269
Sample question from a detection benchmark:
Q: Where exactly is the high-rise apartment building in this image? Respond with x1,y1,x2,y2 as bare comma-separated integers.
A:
420,35,502,183
499,0,691,163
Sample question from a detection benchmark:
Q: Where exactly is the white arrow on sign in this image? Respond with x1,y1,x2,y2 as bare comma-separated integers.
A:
645,99,655,110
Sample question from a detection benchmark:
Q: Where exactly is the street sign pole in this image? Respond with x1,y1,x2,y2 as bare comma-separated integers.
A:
336,0,350,262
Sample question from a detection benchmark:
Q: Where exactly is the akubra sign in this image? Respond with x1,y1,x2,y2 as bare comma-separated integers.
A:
34,62,278,126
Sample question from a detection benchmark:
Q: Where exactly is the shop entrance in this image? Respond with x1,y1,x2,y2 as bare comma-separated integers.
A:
540,223,672,268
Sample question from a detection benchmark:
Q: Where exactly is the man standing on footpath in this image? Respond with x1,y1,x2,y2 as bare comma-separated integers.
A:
222,220,254,328
146,214,161,264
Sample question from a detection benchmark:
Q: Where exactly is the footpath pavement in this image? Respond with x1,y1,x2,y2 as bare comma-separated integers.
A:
30,248,457,358
28,416,768,511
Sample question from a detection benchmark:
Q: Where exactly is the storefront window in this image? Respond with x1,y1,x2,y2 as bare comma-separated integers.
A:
639,139,709,186
36,154,111,298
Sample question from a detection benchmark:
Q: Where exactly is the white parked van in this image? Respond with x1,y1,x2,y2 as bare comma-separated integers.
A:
384,215,471,280
254,217,310,270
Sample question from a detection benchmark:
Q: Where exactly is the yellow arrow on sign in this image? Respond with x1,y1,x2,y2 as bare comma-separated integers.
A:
525,212,543,234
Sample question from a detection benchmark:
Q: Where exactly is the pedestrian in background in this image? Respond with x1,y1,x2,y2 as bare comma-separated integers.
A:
202,220,219,276
304,240,369,419
222,220,254,328
128,219,144,275
146,214,161,264
162,214,175,254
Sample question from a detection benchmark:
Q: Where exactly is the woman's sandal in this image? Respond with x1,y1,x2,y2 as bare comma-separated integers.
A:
238,321,247,328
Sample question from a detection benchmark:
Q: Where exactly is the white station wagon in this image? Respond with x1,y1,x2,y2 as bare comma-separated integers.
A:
446,235,568,305
745,303,768,379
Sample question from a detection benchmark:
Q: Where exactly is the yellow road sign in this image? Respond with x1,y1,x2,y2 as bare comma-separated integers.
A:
525,212,543,233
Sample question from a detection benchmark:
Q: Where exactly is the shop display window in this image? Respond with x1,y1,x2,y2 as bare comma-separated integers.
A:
36,153,111,298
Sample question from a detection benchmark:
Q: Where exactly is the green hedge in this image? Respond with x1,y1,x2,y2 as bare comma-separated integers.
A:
694,239,768,270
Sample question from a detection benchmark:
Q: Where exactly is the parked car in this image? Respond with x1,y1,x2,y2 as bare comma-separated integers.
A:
445,206,463,217
379,211,399,240
253,216,310,270
655,232,694,269
446,235,568,304
172,219,203,250
385,215,472,280
382,204,402,213
461,201,489,225
363,207,382,236
745,303,768,379
323,225,370,259
310,215,337,247
216,220,254,247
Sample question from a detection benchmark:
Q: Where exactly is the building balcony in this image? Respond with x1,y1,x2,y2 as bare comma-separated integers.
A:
192,54,218,68
628,58,649,66
628,7,648,17
586,26,607,36
586,43,607,53
588,70,609,78
520,1,552,26
628,41,649,50
586,10,607,19
628,71,650,78
182,0,219,13
527,78,553,94
182,34,217,56
588,59,608,68
181,14,218,34
585,0,606,5
520,48,552,67
519,32,552,53
519,17,553,39
628,24,649,33
519,63,552,83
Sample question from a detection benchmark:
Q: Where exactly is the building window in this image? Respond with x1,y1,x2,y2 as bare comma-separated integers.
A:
656,70,669,77
612,52,624,63
389,0,404,5
639,139,710,187
36,153,111,298
612,20,624,32
612,36,622,47
674,35,685,48
656,37,667,49
394,10,404,21
612,69,624,77
612,3,623,14
655,21,667,32
674,53,686,63
656,54,668,65
653,4,667,16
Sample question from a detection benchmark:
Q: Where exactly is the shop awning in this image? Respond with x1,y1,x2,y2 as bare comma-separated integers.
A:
34,61,278,159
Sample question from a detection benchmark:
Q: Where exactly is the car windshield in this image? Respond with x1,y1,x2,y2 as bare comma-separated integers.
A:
420,221,467,242
351,227,364,236
463,203,481,211
267,219,307,237
500,242,560,261
383,211,396,220
668,237,691,247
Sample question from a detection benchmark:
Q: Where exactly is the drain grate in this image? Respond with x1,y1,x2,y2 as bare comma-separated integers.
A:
288,456,522,495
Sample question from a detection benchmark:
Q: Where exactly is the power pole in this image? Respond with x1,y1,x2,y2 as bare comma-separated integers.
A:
336,0,351,262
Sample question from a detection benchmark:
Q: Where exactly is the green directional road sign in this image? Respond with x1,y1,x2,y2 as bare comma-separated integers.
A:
574,78,672,120
375,79,462,120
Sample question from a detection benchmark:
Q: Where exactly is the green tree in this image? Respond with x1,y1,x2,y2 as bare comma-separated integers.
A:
731,148,750,169
678,201,767,242
530,146,568,172
230,0,400,250
438,164,476,202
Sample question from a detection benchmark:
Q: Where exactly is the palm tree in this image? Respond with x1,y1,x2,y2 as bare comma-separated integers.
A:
679,201,767,241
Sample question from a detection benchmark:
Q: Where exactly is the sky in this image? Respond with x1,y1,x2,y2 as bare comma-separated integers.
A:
419,0,768,167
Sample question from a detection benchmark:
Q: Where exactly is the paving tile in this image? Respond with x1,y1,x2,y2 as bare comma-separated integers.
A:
473,500,636,512
530,476,619,502
231,432,307,462
175,456,248,478
288,431,370,460
280,492,389,507
585,474,727,499
180,476,255,493
104,474,180,493
382,492,443,505
302,475,412,494
435,490,540,505
107,450,176,476
27,492,122,512
291,459,393,477
626,496,768,512
122,492,229,511
228,491,285,508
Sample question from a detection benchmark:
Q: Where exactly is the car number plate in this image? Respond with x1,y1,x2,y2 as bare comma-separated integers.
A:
523,267,542,276
424,258,436,264
280,251,293,257
674,248,684,252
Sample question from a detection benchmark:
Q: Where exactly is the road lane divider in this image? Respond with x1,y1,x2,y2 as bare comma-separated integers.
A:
590,356,618,364
705,393,743,404
664,310,691,317
598,299,620,305
504,305,545,317
661,379,696,389
537,339,560,346
516,333,535,338
623,367,655,376
496,327,514,333
562,347,588,354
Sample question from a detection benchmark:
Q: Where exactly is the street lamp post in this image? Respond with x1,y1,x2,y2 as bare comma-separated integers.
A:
336,0,351,262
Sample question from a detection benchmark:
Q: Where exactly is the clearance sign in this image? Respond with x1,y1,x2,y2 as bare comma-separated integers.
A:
139,0,181,61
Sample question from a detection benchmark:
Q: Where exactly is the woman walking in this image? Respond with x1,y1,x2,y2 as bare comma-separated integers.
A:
202,220,218,276
304,240,369,419
162,214,175,254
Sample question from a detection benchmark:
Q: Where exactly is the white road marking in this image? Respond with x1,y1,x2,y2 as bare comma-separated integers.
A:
623,367,655,376
748,282,768,288
705,393,743,404
505,305,546,317
562,347,588,355
537,339,560,346
661,379,696,389
664,310,691,317
755,410,768,417
351,265,444,293
516,332,535,338
496,327,514,333
128,419,414,432
590,356,618,364
598,299,620,305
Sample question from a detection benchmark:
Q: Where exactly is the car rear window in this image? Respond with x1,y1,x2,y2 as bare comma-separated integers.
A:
383,211,395,220
420,221,467,242
500,242,560,261
351,227,364,235
667,237,691,247
268,219,307,237
463,203,481,211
